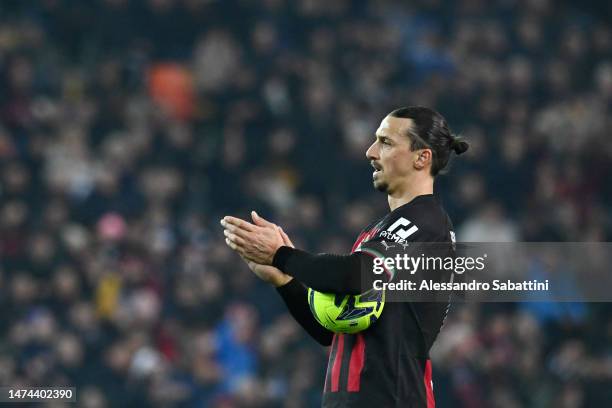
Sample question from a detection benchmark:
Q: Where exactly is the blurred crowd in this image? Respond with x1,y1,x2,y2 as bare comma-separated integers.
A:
0,0,611,407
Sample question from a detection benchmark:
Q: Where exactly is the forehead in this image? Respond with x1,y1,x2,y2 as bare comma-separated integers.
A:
376,116,414,138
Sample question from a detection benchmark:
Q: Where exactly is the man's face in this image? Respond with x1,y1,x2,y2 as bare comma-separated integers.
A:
365,115,417,193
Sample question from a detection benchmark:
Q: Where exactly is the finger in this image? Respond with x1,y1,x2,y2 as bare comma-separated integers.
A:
275,226,287,245
221,216,257,232
238,251,259,270
227,238,250,258
238,252,252,262
251,211,275,228
238,252,252,265
225,237,238,251
278,227,295,248
223,224,253,240
224,229,247,246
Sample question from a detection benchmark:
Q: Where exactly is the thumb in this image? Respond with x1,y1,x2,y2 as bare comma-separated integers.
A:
239,253,256,269
277,226,295,248
251,210,275,228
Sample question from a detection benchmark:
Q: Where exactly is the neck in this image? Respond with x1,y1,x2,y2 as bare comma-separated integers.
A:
387,175,434,211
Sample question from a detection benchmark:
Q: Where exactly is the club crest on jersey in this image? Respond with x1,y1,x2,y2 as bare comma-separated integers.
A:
379,217,419,244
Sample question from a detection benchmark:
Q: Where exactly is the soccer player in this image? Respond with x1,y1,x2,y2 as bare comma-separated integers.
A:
222,106,468,407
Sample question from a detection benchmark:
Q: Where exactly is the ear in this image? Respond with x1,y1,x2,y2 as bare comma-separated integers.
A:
413,149,432,171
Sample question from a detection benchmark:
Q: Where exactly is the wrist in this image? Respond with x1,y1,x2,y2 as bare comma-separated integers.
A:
268,244,283,265
272,274,292,288
272,245,294,270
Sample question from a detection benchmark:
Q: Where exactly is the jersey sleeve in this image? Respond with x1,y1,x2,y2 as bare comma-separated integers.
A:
275,278,334,346
272,209,446,295
273,247,370,294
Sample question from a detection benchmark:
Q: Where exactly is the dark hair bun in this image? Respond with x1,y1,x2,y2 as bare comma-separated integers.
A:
451,137,469,155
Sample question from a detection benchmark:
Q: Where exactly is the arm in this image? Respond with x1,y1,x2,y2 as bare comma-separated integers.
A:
272,247,373,295
240,259,333,346
276,279,333,346
221,213,395,296
234,220,334,346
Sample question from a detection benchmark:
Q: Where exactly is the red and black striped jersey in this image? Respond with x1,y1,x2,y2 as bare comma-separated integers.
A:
277,194,454,408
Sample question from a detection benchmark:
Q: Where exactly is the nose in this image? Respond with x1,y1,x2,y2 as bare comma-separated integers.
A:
366,141,378,161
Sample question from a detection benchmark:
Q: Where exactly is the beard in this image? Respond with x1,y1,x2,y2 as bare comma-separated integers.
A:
373,179,389,193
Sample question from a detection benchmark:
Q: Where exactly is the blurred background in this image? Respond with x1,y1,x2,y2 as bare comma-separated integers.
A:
0,0,611,407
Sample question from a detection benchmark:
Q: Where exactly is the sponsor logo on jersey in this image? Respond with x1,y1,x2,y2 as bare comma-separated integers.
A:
379,217,419,244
